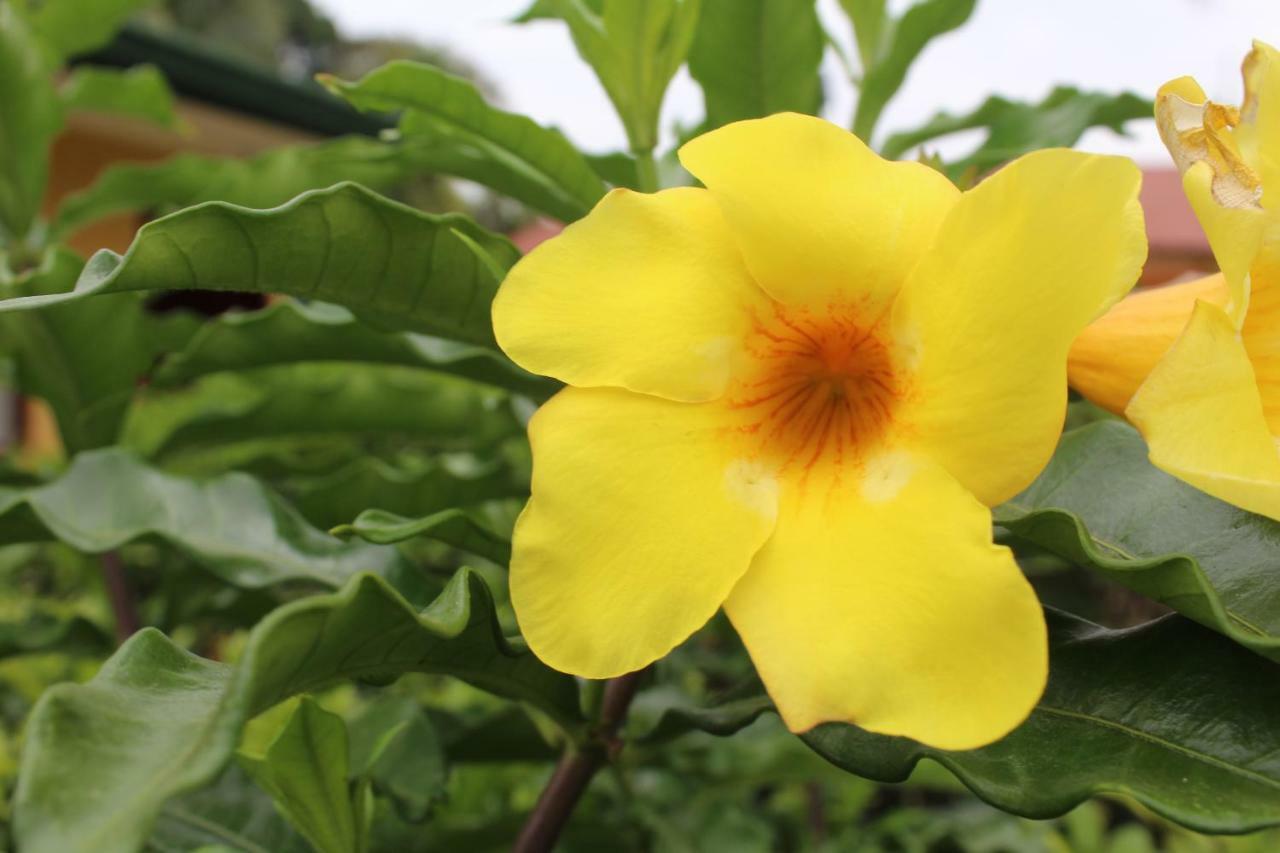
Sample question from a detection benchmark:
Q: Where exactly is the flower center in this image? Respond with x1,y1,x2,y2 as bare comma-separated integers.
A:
726,303,902,482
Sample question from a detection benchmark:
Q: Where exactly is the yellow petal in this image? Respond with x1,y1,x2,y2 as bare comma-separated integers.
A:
510,387,778,679
492,187,768,403
1180,161,1266,326
1127,300,1280,521
1068,274,1229,415
725,452,1046,750
1243,240,1280,432
677,112,958,311
1242,40,1280,209
892,149,1147,506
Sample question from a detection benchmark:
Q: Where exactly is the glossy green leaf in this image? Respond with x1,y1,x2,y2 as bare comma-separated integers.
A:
324,61,607,222
0,5,61,239
851,0,976,142
14,568,582,853
285,454,529,532
125,363,522,464
152,299,556,400
804,608,1280,833
25,0,157,59
0,447,412,591
7,182,517,347
687,0,823,129
995,420,1280,661
0,249,199,450
240,698,365,853
349,697,447,822
50,137,421,238
548,0,701,152
333,508,512,565
59,64,179,129
882,86,1152,178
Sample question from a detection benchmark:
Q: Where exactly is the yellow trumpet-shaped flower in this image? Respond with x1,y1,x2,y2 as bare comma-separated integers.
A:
1070,41,1280,521
494,113,1146,750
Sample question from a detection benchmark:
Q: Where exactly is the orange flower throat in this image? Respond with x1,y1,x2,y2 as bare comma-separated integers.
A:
728,303,902,479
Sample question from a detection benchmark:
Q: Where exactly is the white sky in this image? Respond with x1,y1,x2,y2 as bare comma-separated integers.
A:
311,0,1280,166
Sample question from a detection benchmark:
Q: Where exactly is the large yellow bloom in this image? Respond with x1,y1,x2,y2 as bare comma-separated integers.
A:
493,113,1145,750
1070,41,1280,521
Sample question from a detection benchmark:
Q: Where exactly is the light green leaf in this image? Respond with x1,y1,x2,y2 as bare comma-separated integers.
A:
851,0,976,143
550,0,701,153
240,698,364,853
0,448,415,592
0,4,62,240
0,249,199,451
14,569,582,853
332,508,511,565
348,697,447,822
59,64,179,129
839,0,888,70
50,137,422,238
882,86,1152,178
324,60,607,222
125,363,522,463
25,0,157,59
804,608,1280,833
995,420,1280,661
152,299,556,400
687,0,823,130
4,182,517,347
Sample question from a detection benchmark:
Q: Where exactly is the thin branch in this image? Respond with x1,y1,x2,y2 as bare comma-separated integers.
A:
514,670,645,853
100,551,140,643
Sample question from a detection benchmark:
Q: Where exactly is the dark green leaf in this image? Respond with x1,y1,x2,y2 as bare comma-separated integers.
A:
59,64,179,129
688,0,823,129
349,697,447,822
995,420,1280,661
636,693,772,744
148,765,311,853
124,363,522,462
14,568,582,852
0,249,199,451
882,86,1152,178
324,60,606,222
0,5,61,239
805,609,1280,833
50,137,422,239
0,447,413,591
5,182,517,347
240,698,364,853
152,299,556,400
852,0,976,143
332,508,511,565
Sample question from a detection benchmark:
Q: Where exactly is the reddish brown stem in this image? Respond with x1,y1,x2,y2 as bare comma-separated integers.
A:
513,670,645,853
100,551,140,643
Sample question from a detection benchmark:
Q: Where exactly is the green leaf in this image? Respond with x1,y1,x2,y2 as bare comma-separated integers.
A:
14,569,582,853
995,420,1280,661
839,0,887,70
285,454,528,533
25,0,157,59
0,4,62,239
148,765,311,853
324,61,607,222
58,64,179,129
349,697,447,822
240,698,364,853
50,137,423,239
851,0,976,143
152,299,556,400
0,249,199,450
0,448,414,592
882,86,1152,178
805,609,1280,834
125,363,522,463
687,0,823,129
5,182,517,347
636,693,772,744
549,0,701,152
332,508,511,565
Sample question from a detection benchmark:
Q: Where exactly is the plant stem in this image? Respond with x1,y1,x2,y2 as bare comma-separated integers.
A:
634,150,660,194
514,670,645,852
100,551,140,643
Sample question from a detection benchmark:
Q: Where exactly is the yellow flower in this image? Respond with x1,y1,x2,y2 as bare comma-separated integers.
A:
1070,41,1280,521
493,113,1146,750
